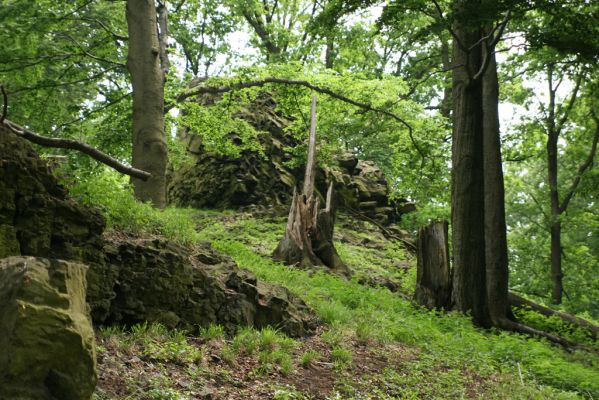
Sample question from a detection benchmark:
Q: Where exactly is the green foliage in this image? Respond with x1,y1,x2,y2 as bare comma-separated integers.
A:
194,215,599,397
513,308,597,347
299,349,321,367
199,324,225,341
179,94,265,158
331,346,352,368
69,170,202,243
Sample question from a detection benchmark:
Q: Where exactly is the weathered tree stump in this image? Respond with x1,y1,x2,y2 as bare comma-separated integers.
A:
414,221,452,309
273,96,350,277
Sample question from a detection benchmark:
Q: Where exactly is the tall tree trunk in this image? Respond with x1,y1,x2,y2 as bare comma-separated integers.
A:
546,63,562,304
450,4,490,327
126,0,168,207
482,49,510,324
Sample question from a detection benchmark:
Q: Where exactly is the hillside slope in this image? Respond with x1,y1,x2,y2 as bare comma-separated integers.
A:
81,181,598,399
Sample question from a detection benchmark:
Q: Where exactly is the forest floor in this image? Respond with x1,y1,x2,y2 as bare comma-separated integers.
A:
91,209,599,400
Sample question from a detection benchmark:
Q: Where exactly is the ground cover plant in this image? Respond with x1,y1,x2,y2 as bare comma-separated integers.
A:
80,176,598,399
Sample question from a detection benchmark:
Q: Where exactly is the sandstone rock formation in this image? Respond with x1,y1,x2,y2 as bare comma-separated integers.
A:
0,257,96,400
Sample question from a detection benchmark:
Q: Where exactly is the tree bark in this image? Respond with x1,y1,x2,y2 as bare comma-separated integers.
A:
273,96,350,277
550,220,563,304
126,0,168,208
157,0,170,80
414,221,452,309
482,48,510,325
450,1,489,327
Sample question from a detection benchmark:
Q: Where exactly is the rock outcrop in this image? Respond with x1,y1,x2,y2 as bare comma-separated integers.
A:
167,94,414,225
1,128,315,334
0,257,96,400
88,237,315,337
0,124,105,262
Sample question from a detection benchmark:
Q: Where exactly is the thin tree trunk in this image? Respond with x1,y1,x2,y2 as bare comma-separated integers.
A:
126,0,168,207
545,64,563,304
450,4,490,327
550,220,563,304
157,0,170,80
482,48,510,324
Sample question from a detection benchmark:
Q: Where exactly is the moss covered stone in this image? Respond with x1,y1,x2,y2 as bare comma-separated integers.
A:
0,257,96,400
87,238,316,337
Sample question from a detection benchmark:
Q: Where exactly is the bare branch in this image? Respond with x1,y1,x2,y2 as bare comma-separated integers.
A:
52,91,132,133
431,0,467,52
63,34,126,68
2,119,150,180
559,117,599,212
555,74,582,136
472,11,511,82
77,17,128,42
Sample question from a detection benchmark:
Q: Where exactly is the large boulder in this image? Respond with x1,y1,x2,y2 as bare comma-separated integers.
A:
87,238,315,337
0,257,96,400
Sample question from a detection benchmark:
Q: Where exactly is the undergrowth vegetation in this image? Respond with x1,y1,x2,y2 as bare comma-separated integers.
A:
78,173,598,399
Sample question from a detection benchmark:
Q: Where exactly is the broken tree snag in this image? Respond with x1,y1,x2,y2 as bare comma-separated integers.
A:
414,221,452,309
273,95,350,277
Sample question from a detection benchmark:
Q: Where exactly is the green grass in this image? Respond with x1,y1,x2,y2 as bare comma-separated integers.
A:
77,175,599,398
195,220,598,398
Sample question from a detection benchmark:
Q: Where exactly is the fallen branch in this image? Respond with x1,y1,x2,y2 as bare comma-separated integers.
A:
175,77,425,160
509,292,598,340
1,119,151,180
497,317,577,349
347,207,417,252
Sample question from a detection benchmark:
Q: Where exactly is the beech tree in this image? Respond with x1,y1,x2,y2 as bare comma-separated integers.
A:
126,0,169,207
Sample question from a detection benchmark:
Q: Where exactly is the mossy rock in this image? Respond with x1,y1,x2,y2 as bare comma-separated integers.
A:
0,257,96,400
167,93,409,224
87,238,317,337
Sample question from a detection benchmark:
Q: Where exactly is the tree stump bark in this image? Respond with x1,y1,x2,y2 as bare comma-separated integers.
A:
272,96,350,277
414,221,452,309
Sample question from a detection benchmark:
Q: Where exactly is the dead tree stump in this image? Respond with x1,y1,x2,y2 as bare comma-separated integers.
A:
273,95,350,277
414,221,452,309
